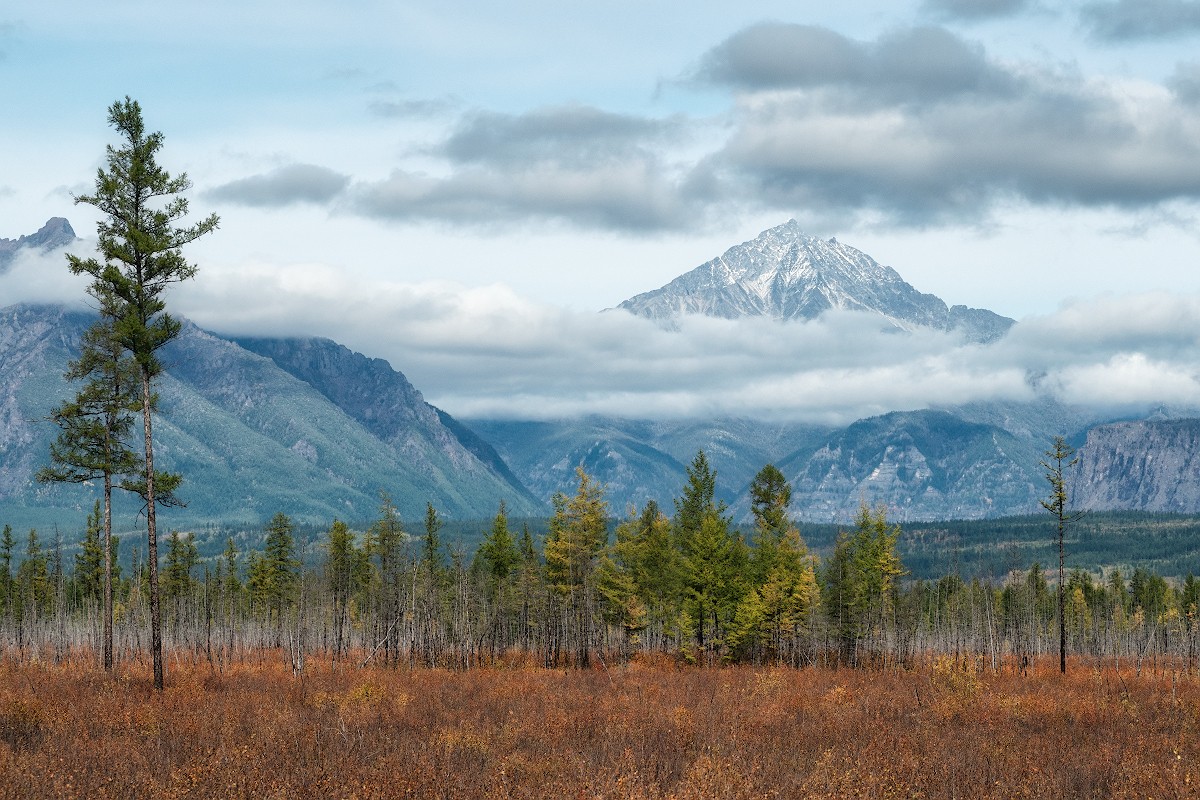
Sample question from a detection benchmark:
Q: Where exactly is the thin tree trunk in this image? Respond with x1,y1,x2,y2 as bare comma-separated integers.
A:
142,369,164,691
1058,519,1066,674
103,474,113,672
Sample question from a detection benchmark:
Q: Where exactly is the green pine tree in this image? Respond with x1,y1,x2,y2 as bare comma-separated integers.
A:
69,97,219,690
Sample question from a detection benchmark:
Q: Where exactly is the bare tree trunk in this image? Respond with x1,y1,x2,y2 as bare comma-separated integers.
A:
142,369,164,691
103,474,113,671
1058,520,1066,674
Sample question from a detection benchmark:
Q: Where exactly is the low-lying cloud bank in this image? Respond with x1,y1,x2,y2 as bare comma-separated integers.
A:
5,247,1198,424
175,260,1200,423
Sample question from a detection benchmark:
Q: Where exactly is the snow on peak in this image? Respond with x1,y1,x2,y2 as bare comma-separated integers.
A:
615,221,1013,343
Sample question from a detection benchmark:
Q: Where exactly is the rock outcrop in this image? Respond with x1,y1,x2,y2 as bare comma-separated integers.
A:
0,218,77,270
1073,419,1200,512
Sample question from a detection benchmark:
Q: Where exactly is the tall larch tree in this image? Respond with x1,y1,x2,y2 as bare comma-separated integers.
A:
732,466,818,664
1040,435,1082,674
69,97,219,690
824,504,904,666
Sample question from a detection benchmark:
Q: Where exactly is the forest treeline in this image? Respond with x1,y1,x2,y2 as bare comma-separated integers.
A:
4,453,1200,675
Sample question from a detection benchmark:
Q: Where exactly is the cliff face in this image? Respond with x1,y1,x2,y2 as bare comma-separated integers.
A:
1073,420,1200,513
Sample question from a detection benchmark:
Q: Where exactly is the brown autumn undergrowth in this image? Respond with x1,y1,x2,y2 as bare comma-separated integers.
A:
0,652,1196,799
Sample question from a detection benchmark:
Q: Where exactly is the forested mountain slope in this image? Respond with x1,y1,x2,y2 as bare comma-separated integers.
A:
0,303,539,530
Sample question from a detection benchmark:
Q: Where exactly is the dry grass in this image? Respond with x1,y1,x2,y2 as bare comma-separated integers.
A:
0,653,1196,798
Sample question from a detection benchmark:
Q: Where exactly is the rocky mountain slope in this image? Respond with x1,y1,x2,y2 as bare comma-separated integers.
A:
776,410,1045,522
472,410,1052,523
0,304,539,531
617,220,1013,343
0,218,76,271
466,417,831,514
234,335,541,508
1073,419,1200,513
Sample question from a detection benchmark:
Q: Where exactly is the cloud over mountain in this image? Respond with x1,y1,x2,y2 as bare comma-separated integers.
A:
695,24,1200,225
3,219,1197,427
161,255,1200,425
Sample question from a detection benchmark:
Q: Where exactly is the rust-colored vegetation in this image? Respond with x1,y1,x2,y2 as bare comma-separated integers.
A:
0,653,1196,799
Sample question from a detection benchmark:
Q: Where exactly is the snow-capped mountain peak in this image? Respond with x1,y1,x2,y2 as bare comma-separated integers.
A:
616,220,1013,343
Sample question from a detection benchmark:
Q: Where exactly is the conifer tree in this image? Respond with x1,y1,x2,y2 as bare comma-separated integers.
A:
162,531,199,602
1040,436,1082,674
673,451,746,656
681,510,747,656
0,525,13,622
596,545,646,647
417,506,445,665
69,98,218,690
731,527,818,664
478,501,519,589
674,450,722,543
824,505,903,665
422,503,444,571
748,464,792,584
545,468,608,666
325,519,367,657
611,501,679,644
74,502,105,607
263,512,300,644
38,302,140,671
18,530,49,623
368,495,406,664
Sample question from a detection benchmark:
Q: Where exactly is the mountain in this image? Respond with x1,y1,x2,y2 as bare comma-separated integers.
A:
775,410,1044,523
466,416,834,515
233,335,541,509
1073,419,1200,512
617,220,1013,343
470,409,1053,523
0,218,76,271
0,303,540,532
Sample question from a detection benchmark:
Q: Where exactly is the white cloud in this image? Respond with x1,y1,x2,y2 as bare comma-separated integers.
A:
165,258,1200,423
0,245,93,308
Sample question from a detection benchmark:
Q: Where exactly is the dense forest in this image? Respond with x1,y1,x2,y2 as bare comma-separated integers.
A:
4,453,1200,676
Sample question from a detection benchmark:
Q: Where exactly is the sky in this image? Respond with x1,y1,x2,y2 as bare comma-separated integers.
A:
3,0,1200,423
